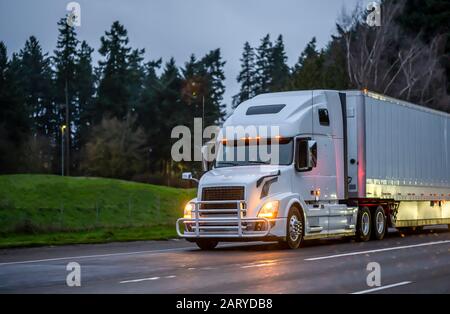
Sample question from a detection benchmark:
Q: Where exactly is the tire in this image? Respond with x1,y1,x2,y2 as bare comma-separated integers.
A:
372,206,386,240
279,206,304,249
356,206,372,242
195,239,218,250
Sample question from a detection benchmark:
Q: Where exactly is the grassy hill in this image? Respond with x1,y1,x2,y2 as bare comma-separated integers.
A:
0,174,196,248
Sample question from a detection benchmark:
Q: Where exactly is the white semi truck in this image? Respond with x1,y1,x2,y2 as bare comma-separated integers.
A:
176,90,450,250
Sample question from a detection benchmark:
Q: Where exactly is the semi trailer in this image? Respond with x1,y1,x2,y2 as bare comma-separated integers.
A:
176,90,450,249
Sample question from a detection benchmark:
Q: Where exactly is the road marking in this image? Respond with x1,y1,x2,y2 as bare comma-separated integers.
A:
0,242,270,266
119,275,176,284
120,276,160,284
0,247,189,266
351,281,412,294
305,240,450,261
241,262,277,269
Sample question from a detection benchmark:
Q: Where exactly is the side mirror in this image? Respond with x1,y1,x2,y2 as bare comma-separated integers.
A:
182,172,192,180
295,139,317,172
182,172,199,183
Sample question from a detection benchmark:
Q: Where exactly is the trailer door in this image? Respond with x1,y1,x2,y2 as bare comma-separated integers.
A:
345,93,366,198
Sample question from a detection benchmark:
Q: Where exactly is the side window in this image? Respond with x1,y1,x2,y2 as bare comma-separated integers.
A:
318,108,330,126
295,138,317,172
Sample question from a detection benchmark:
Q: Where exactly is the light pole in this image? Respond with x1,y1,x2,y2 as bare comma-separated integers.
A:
202,95,205,145
61,124,67,176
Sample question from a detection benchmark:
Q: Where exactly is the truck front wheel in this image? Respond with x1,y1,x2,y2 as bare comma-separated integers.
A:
279,206,304,249
356,207,372,242
195,239,218,250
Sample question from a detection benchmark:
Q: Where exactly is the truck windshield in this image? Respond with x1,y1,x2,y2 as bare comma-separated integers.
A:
215,138,293,168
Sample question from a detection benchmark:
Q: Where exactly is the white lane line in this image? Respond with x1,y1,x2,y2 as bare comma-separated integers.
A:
119,275,176,284
241,262,277,269
305,240,450,261
0,242,271,266
120,276,160,284
0,247,188,266
351,281,412,294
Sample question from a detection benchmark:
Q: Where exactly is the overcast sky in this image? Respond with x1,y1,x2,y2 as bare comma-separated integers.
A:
0,0,361,112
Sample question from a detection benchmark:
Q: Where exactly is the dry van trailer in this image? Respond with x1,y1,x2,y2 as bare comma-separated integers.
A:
343,91,450,229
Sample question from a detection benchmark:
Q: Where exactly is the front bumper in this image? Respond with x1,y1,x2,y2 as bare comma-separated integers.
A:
176,200,273,239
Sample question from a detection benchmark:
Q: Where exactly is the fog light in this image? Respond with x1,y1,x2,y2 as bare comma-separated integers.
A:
184,203,193,219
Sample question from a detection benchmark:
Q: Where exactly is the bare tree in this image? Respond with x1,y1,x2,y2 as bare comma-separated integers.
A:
337,0,449,111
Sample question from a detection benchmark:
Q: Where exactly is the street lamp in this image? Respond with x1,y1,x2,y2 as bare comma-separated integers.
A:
61,124,67,176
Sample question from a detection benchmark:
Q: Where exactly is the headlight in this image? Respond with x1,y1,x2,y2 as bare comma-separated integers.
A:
258,201,279,219
184,203,194,219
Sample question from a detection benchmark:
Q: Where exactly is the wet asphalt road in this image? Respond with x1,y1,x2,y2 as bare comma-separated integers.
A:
0,227,449,294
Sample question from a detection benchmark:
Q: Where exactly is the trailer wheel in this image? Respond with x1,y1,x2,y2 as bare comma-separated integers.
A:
372,206,386,240
279,206,304,249
195,239,218,250
356,207,371,242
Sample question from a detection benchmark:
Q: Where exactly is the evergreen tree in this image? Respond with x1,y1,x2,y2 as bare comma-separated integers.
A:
17,37,56,173
158,58,183,175
181,54,205,119
97,21,142,121
233,42,257,108
0,43,29,173
127,48,146,113
138,58,162,132
269,35,290,92
199,49,226,124
321,37,350,90
255,34,273,94
136,59,162,173
74,40,95,165
289,37,325,90
19,36,54,137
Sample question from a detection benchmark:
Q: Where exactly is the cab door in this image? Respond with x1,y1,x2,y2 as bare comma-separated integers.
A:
293,136,329,236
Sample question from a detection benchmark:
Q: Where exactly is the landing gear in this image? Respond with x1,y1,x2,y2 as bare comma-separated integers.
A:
356,206,371,242
195,239,218,250
279,206,304,249
372,206,386,240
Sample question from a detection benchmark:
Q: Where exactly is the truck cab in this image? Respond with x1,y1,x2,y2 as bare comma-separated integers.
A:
177,90,359,249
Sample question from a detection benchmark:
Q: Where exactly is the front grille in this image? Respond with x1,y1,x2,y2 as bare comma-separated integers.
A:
199,186,245,217
201,186,244,201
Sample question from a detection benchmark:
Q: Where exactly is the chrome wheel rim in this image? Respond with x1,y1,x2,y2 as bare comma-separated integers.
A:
376,211,385,234
289,215,302,242
362,212,370,236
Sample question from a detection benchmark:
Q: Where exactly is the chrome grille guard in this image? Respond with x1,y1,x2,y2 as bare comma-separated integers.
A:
176,200,271,238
